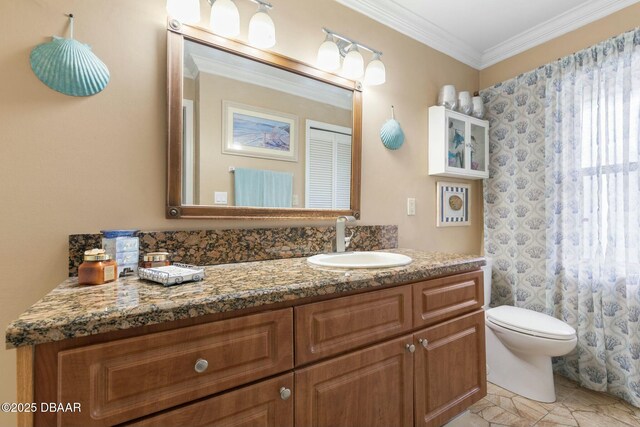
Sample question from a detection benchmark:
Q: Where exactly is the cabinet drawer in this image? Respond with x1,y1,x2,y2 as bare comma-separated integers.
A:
124,373,294,427
295,285,412,365
57,309,293,426
413,270,483,327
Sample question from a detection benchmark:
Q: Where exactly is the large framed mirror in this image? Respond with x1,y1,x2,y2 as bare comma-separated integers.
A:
167,21,362,219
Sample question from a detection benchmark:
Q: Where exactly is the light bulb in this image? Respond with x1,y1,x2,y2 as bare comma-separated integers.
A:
364,54,386,86
210,0,240,37
316,35,340,71
341,45,364,80
166,0,200,24
248,5,276,48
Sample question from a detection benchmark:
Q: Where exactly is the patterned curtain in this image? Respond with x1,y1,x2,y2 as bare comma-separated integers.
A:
481,27,640,406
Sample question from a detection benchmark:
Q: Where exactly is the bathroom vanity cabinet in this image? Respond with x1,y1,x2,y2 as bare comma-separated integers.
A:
18,269,485,427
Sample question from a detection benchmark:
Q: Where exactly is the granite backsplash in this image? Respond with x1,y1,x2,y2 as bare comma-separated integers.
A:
68,225,398,276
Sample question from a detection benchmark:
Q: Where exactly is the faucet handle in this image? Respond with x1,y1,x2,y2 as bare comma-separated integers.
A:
344,230,355,249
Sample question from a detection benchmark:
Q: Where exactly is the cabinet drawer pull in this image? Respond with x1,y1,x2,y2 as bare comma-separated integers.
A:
194,358,209,373
406,343,415,353
419,338,428,349
280,387,292,400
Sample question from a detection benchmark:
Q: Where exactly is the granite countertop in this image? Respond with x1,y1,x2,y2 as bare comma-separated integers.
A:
6,249,484,348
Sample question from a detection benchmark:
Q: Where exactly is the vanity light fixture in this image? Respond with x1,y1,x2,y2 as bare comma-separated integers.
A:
248,1,276,48
166,0,201,24
364,52,386,86
316,33,341,71
317,28,385,85
167,0,276,48
210,0,240,37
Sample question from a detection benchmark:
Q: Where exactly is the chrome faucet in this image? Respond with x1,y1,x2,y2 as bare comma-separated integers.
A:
336,216,356,253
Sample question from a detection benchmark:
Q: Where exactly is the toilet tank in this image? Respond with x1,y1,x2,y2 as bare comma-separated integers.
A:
482,258,493,308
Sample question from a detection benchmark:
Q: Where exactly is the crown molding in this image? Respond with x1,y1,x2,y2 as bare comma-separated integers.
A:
336,0,639,70
480,0,640,68
189,53,353,110
336,0,483,69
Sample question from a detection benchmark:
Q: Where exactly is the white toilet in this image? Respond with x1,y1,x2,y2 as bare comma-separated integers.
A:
482,260,577,402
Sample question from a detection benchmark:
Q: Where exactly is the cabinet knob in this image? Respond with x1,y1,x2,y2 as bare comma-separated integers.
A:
280,387,292,400
406,343,416,353
194,358,209,373
419,338,429,349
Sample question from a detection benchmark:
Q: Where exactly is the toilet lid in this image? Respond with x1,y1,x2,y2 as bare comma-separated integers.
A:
486,306,576,340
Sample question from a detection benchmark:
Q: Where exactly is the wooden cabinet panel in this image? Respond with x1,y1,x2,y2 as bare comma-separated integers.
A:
295,335,413,427
295,285,412,365
414,310,486,427
124,373,294,427
57,309,293,427
413,270,483,328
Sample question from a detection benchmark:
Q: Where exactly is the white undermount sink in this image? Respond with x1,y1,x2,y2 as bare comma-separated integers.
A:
307,251,413,269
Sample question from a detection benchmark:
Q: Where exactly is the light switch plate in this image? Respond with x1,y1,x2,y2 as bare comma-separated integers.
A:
214,192,228,205
407,198,416,216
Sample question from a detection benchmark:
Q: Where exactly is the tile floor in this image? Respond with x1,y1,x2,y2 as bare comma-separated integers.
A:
445,376,640,427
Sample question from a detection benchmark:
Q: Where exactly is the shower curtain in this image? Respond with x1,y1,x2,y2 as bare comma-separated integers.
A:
481,27,640,406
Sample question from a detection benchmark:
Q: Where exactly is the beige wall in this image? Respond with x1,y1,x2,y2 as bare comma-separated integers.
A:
480,2,640,88
0,1,480,424
195,73,351,206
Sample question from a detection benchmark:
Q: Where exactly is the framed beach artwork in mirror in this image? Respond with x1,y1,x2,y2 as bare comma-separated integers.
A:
222,101,298,162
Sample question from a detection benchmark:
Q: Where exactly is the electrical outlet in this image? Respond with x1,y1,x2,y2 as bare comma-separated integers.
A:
292,194,299,206
407,198,416,216
214,192,228,205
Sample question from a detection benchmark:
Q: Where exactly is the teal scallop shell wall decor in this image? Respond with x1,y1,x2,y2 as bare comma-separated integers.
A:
30,36,110,97
380,106,405,150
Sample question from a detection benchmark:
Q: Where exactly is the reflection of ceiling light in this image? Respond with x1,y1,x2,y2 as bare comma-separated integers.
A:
166,0,200,24
364,53,386,86
342,45,364,80
318,28,385,85
316,34,341,71
248,4,276,48
210,0,240,37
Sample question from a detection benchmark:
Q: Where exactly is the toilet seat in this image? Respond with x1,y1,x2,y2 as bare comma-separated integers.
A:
486,306,575,341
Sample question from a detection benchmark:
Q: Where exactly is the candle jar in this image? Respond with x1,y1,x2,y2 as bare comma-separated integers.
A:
78,249,118,286
142,252,171,268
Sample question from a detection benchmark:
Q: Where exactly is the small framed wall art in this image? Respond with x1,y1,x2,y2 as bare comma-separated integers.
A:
436,181,470,227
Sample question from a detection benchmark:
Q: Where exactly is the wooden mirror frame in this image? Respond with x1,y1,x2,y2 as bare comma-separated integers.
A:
166,21,363,219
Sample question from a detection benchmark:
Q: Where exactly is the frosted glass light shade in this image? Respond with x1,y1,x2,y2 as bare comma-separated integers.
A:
210,0,240,37
166,0,200,24
316,37,340,71
248,6,276,48
342,45,364,79
364,55,386,86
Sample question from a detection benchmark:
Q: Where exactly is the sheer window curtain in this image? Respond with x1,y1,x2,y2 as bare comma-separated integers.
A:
482,28,640,406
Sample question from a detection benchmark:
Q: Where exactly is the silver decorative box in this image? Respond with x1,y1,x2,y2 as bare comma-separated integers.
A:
138,264,205,286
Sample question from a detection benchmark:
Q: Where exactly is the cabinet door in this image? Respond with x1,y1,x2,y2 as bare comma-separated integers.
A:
414,310,486,427
124,373,293,427
295,335,414,427
469,121,488,176
446,114,467,172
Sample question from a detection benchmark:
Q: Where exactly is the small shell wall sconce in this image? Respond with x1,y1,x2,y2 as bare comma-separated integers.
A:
380,106,405,150
30,14,110,97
